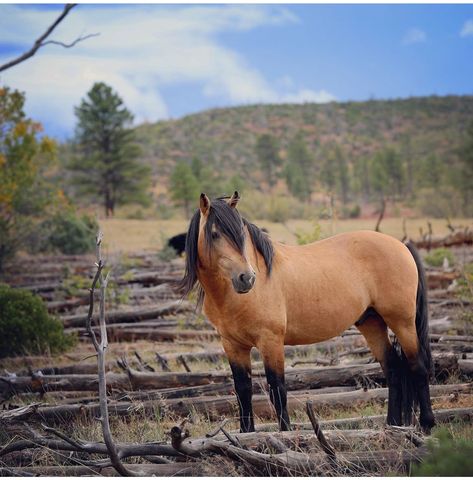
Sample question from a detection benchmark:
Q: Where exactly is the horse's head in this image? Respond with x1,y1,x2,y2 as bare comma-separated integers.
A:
178,191,274,304
196,191,256,294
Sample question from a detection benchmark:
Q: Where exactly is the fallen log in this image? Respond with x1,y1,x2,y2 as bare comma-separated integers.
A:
0,371,230,395
117,271,181,286
459,359,473,376
44,284,180,311
431,343,473,354
29,383,472,424
66,319,179,334
0,463,202,476
60,300,192,328
46,297,90,313
431,334,473,343
2,354,460,397
254,406,473,431
413,228,473,249
426,271,460,290
0,372,132,395
104,328,219,343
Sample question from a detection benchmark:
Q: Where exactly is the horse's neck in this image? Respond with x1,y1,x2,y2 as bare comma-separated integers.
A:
198,266,231,309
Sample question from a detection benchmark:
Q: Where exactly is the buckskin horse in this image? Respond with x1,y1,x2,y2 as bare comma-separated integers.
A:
177,192,435,434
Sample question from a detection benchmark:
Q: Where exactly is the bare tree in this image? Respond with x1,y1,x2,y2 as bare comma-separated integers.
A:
0,4,98,73
86,232,133,476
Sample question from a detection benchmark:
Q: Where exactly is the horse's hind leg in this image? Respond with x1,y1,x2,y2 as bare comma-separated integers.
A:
222,339,255,433
355,313,402,426
258,335,290,431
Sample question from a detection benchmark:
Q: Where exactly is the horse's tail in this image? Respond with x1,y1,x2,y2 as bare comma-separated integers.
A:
393,241,432,425
405,241,432,376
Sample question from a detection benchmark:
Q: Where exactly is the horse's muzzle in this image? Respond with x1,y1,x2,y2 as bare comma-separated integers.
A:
232,271,256,294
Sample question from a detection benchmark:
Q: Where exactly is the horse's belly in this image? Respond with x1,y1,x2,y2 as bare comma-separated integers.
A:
283,297,365,345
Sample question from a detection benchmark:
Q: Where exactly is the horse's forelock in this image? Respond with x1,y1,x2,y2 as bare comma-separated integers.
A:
205,199,245,254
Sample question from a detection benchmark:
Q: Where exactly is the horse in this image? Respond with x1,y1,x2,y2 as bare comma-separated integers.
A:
177,192,435,434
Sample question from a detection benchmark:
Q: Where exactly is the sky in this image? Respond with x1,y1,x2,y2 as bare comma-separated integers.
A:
0,3,473,139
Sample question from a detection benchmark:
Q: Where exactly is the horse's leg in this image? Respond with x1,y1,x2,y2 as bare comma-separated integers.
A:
356,314,402,426
258,336,290,431
222,339,254,433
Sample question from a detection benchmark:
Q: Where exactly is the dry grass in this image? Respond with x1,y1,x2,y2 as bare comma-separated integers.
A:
99,217,471,252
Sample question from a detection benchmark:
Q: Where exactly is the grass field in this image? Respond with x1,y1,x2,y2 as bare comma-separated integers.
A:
100,216,472,252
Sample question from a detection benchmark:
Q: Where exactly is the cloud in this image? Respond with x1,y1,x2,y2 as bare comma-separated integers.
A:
280,89,336,104
402,27,427,45
0,5,331,137
460,19,473,37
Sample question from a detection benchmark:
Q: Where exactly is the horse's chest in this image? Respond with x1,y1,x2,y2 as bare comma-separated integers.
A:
203,303,259,347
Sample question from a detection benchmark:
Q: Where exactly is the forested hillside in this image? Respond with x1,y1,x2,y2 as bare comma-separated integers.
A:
131,95,473,218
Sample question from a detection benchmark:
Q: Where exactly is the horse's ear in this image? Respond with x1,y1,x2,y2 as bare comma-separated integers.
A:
200,193,210,215
228,191,240,209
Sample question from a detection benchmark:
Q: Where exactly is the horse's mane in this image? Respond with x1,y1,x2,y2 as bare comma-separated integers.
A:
176,198,274,307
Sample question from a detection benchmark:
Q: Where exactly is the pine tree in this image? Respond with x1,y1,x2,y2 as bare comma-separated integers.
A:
370,147,404,200
284,133,313,202
457,121,473,212
69,82,150,217
255,134,281,189
170,161,199,218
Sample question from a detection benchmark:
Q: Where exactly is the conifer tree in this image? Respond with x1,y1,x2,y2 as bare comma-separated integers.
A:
69,82,150,217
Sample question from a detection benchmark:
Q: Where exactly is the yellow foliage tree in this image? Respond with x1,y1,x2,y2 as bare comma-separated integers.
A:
0,86,57,270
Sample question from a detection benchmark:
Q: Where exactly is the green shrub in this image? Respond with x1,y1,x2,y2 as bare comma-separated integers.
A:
341,204,361,219
412,428,473,476
267,196,290,223
295,221,322,245
0,284,76,358
155,203,176,220
30,211,98,255
158,244,178,262
424,248,455,268
456,263,473,300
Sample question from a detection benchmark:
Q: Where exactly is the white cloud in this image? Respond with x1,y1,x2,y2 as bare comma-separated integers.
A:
0,5,333,136
460,19,473,37
280,88,336,104
402,27,427,45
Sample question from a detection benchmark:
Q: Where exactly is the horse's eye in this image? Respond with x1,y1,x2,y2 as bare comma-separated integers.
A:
211,231,221,240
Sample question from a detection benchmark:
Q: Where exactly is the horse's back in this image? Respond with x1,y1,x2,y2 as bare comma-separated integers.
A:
277,230,418,345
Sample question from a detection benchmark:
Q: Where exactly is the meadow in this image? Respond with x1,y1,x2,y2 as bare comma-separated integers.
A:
100,216,470,252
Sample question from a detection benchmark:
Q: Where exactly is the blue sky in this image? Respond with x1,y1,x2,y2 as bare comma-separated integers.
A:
0,4,472,139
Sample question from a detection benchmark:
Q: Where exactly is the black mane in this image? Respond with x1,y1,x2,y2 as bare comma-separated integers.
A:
176,199,274,305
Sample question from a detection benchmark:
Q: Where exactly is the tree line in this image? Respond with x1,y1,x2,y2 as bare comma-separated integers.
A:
252,129,473,216
2,80,473,272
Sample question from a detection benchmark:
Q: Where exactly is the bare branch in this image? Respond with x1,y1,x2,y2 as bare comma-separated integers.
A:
41,33,100,49
306,400,337,462
178,354,192,372
0,4,97,73
374,197,386,233
94,233,133,476
82,231,134,476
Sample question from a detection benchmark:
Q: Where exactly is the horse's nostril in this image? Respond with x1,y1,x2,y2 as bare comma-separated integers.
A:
239,273,246,282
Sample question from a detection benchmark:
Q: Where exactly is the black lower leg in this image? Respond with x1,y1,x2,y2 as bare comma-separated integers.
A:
386,347,402,426
265,367,290,431
229,362,254,433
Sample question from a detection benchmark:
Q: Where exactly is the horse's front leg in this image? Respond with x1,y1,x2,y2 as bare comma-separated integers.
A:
222,339,254,433
259,336,290,431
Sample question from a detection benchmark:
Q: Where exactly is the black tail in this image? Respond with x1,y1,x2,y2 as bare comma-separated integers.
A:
392,242,433,431
405,241,432,376
388,241,433,427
